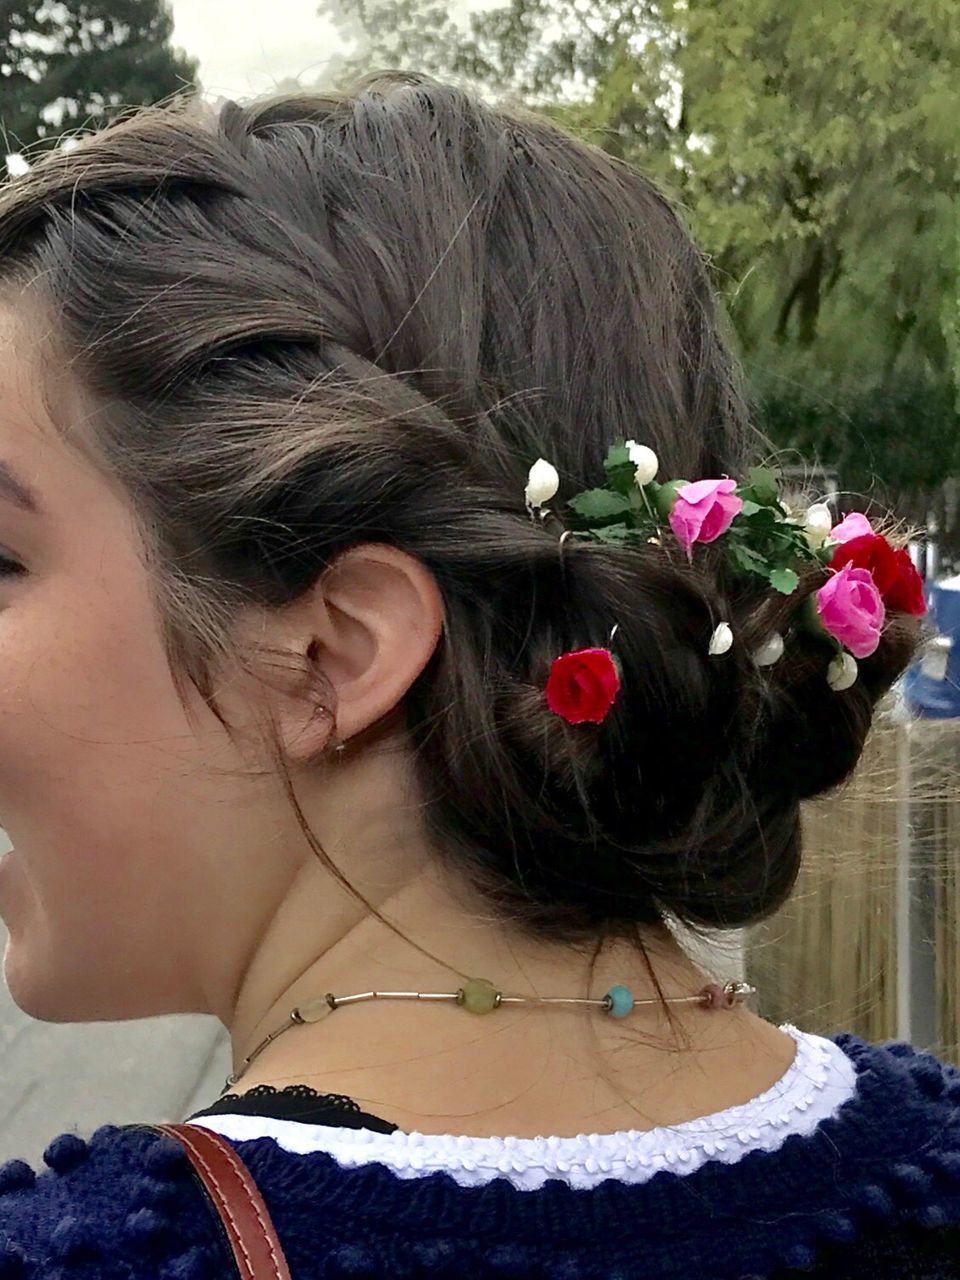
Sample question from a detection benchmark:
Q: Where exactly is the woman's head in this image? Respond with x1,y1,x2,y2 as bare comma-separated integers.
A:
0,74,917,1022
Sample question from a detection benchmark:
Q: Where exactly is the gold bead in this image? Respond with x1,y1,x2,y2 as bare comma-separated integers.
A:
459,977,499,1014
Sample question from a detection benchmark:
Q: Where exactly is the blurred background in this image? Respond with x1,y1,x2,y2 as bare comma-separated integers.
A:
0,0,957,1162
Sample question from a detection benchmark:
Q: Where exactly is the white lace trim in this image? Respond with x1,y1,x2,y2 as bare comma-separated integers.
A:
188,1024,856,1191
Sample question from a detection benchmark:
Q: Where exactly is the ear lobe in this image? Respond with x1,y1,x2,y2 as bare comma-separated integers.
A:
276,544,444,762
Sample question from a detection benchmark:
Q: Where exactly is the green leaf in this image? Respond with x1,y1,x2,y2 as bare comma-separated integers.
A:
739,499,762,516
728,542,770,577
769,567,800,595
592,523,636,543
746,467,781,506
608,467,642,497
568,488,634,519
603,443,632,472
602,445,640,496
815,542,837,567
740,505,780,529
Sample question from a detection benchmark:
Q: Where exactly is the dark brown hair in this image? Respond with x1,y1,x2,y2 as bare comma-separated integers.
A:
0,72,918,945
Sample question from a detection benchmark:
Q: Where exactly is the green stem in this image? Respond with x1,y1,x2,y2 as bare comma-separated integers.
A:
639,485,661,534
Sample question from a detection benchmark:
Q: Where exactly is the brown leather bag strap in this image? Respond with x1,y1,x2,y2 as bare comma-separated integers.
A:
147,1122,292,1280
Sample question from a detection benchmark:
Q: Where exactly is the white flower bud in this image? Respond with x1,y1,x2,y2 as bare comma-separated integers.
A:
525,458,560,508
708,622,734,656
804,503,834,549
753,632,785,667
806,503,833,531
625,440,659,487
827,651,859,692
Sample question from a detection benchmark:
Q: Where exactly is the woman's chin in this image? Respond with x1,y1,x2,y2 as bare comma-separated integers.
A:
1,916,81,1023
3,955,52,1020
3,964,103,1024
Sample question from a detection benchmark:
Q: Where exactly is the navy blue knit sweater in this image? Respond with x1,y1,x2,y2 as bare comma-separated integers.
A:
1,1033,960,1278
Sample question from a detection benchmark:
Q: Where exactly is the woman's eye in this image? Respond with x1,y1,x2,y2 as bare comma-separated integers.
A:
0,554,25,576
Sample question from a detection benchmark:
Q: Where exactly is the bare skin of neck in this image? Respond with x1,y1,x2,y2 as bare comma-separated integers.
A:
224,857,796,1140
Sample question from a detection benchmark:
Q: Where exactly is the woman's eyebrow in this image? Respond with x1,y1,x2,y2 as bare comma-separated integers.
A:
0,460,39,513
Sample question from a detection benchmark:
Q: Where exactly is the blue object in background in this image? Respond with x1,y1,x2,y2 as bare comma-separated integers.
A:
903,575,960,718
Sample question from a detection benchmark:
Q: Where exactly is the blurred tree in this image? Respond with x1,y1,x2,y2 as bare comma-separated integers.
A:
670,2,959,535
1,0,197,162
327,0,960,545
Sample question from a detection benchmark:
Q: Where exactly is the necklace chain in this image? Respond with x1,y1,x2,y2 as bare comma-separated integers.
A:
223,978,756,1093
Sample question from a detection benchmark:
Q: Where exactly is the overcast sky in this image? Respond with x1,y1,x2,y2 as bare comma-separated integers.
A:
169,0,349,101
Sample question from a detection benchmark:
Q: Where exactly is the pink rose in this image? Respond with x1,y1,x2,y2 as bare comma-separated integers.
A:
669,479,744,559
816,565,886,658
830,512,873,544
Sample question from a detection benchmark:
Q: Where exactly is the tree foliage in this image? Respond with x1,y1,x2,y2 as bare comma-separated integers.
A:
326,0,960,538
0,0,198,160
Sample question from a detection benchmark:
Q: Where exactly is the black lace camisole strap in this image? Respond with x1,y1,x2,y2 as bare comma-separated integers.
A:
188,1082,399,1133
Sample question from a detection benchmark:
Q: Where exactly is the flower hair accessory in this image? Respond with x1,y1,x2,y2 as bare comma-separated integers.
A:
527,442,926,701
546,647,621,724
525,458,560,511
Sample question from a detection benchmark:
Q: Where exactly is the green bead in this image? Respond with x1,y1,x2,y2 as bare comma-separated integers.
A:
460,977,499,1014
654,479,689,520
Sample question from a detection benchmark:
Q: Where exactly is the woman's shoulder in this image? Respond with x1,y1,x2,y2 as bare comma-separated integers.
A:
0,1125,219,1277
1,1035,960,1280
774,1030,960,1190
222,1032,960,1275
218,1032,960,1275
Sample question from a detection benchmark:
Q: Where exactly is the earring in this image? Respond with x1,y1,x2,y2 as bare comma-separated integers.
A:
313,701,345,755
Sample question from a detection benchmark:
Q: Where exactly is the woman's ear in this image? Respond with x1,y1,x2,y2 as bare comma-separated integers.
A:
266,544,444,762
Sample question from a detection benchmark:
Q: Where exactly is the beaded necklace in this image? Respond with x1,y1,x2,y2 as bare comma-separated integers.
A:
224,977,756,1092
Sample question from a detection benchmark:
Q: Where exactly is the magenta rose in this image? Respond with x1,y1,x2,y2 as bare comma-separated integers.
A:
815,565,886,658
668,479,744,559
830,512,873,544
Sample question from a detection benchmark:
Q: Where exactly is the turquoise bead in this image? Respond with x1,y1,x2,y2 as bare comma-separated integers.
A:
605,984,634,1017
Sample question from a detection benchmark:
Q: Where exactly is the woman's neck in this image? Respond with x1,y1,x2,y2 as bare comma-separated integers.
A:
223,863,796,1138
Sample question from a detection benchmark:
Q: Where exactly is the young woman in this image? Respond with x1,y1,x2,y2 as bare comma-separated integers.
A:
0,72,954,1279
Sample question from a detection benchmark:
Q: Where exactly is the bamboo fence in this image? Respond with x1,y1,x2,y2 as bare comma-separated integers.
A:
745,717,960,1062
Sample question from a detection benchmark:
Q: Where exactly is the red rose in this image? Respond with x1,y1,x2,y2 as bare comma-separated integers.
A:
545,647,621,724
829,533,926,617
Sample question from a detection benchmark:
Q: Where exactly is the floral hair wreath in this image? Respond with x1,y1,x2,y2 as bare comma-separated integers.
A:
524,443,927,726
